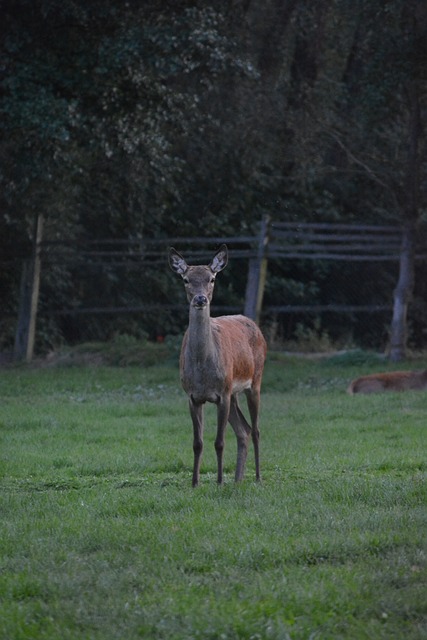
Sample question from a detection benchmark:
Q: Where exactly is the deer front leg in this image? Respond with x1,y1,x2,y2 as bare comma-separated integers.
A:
229,395,251,482
189,398,204,487
215,396,231,484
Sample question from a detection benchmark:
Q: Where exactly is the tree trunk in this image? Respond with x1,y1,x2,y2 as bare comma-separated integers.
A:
388,46,422,362
388,223,415,362
13,214,44,362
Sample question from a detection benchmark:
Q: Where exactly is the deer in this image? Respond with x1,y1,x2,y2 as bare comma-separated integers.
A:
169,244,267,487
347,369,427,394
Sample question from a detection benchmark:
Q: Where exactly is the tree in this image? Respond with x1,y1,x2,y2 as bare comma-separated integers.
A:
328,0,427,360
248,0,427,358
1,0,426,353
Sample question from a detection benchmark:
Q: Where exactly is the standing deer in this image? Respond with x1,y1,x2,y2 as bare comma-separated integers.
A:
169,244,267,486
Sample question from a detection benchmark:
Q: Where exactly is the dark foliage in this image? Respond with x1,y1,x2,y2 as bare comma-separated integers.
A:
1,0,426,351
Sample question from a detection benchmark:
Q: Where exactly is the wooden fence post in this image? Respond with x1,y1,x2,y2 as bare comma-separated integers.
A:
244,216,270,323
14,214,44,362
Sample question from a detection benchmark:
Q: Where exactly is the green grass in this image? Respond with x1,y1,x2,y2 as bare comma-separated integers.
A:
1,352,426,639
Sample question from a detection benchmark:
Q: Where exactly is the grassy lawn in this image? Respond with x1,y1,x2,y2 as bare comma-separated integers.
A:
0,350,426,639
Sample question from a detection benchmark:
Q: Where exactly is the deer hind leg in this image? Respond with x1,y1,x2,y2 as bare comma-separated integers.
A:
245,387,261,481
189,398,204,487
228,395,251,482
215,397,231,485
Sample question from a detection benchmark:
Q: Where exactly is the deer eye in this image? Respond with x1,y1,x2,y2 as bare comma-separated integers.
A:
183,277,189,284
210,277,216,283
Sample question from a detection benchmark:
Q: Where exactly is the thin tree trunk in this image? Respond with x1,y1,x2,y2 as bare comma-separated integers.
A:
388,53,422,363
388,223,415,362
13,214,43,362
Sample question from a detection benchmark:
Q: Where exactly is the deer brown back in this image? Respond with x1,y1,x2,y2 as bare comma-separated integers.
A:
348,369,427,394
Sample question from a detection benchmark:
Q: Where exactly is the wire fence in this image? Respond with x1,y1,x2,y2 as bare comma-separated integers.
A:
2,218,427,359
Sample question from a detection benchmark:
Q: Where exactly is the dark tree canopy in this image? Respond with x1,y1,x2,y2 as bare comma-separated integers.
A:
1,0,426,352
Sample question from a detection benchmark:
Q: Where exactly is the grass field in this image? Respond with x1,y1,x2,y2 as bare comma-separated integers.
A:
0,348,426,639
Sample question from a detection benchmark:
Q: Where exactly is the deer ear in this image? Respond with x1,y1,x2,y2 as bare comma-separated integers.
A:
210,244,228,273
169,248,188,275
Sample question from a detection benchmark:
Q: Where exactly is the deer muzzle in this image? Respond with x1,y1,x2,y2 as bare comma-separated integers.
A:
192,294,209,309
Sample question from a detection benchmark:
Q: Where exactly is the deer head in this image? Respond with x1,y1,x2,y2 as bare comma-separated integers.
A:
169,245,228,309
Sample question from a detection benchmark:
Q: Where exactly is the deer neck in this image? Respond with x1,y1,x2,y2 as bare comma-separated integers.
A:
186,305,216,364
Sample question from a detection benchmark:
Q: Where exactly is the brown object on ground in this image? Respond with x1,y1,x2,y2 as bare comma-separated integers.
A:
347,369,427,394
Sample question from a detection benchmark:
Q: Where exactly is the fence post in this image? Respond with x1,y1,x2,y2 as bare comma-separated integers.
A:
14,214,44,362
244,215,270,323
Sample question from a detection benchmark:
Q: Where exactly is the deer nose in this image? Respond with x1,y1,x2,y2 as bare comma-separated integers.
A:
193,294,208,308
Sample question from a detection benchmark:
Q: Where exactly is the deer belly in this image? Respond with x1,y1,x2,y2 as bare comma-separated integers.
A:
182,375,251,403
232,378,252,394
